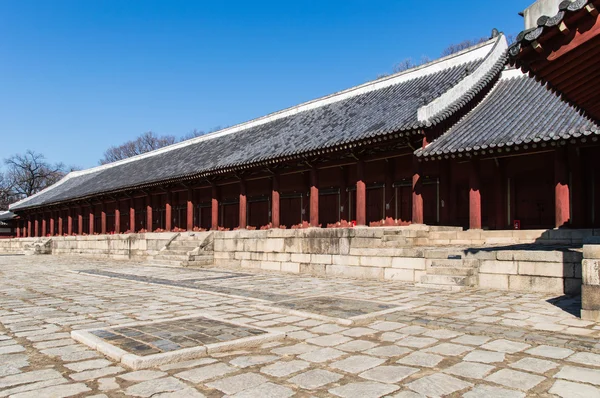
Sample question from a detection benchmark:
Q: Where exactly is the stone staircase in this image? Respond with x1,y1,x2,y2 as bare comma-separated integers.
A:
417,257,480,291
147,233,214,267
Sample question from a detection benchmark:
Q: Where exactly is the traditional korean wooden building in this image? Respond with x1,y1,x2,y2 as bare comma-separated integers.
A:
8,30,600,236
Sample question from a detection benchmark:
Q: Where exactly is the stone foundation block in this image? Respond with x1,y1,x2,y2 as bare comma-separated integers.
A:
299,263,326,277
478,274,509,290
281,262,300,274
310,254,333,264
332,255,360,266
582,259,600,285
480,260,517,275
359,256,391,268
518,261,575,278
291,253,311,263
391,257,426,270
267,252,291,262
326,264,383,280
508,275,564,294
260,261,282,271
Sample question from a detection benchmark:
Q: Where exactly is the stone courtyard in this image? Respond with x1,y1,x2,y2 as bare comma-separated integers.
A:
1,255,600,397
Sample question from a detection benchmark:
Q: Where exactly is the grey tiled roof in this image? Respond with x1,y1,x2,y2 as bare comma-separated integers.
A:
12,38,506,211
416,70,600,158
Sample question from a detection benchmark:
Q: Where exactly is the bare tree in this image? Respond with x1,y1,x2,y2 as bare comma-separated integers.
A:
441,37,489,57
3,150,70,201
100,131,177,164
0,173,16,211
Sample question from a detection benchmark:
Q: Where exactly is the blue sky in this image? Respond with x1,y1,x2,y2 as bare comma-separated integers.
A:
0,0,531,169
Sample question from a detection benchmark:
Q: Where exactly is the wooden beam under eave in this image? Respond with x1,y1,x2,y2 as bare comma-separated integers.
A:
537,40,600,83
546,16,600,62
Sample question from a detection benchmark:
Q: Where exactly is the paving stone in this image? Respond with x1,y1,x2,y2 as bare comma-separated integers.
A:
451,335,491,346
231,382,294,398
443,362,495,379
549,380,600,398
379,332,407,342
422,329,462,339
9,382,91,398
359,365,419,383
271,342,319,355
125,377,189,397
260,360,310,377
98,377,120,391
336,340,378,352
388,391,423,398
554,365,600,386
206,372,268,395
69,366,124,381
329,381,399,398
299,347,345,363
424,343,474,356
0,354,29,368
230,355,278,368
331,355,386,374
567,352,600,367
306,334,352,347
154,388,206,398
159,358,217,371
509,357,558,374
0,364,21,377
0,345,25,355
407,373,473,396
370,321,406,331
288,369,343,389
365,345,412,358
175,363,236,383
525,345,574,359
397,352,444,368
64,358,112,372
60,350,100,362
463,385,526,398
481,339,531,354
309,324,348,334
287,330,317,340
119,370,168,382
395,336,438,348
485,368,545,391
0,369,63,389
0,378,68,397
463,349,505,364
341,327,377,337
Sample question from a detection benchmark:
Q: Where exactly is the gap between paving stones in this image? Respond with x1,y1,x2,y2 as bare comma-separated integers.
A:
71,313,287,370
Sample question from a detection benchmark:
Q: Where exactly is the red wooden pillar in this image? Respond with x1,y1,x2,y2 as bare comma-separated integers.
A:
42,216,47,237
271,175,280,228
493,160,505,230
568,147,583,228
239,180,247,229
67,209,73,235
89,206,94,235
129,199,135,232
78,208,83,235
310,168,319,227
58,210,63,236
412,157,424,224
439,159,451,225
27,219,32,237
211,184,219,230
49,213,55,236
469,159,482,230
115,201,121,234
16,221,20,238
385,158,395,219
186,188,194,231
356,161,366,226
340,166,348,221
35,217,40,237
165,192,172,231
555,147,571,228
100,203,107,234
146,194,153,232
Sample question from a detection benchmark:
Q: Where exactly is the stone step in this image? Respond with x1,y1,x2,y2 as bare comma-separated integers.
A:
427,267,475,276
146,259,184,267
167,243,199,250
414,283,467,292
189,254,213,261
382,235,410,243
153,254,191,261
420,274,473,286
160,249,194,256
429,259,465,267
183,259,214,267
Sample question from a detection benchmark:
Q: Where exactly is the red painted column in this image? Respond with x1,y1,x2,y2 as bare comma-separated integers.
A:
67,209,73,235
239,180,247,229
340,166,348,221
187,188,194,231
469,159,482,230
568,147,583,227
58,210,63,236
89,206,94,235
385,158,395,219
211,184,219,230
356,161,366,226
27,219,32,237
493,160,505,230
146,194,153,232
35,217,40,237
439,160,451,225
42,216,47,237
16,221,21,238
129,199,135,232
49,213,55,236
165,192,172,231
100,203,107,234
115,201,121,234
78,208,83,235
310,168,319,227
412,157,424,224
271,175,280,228
555,147,571,228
